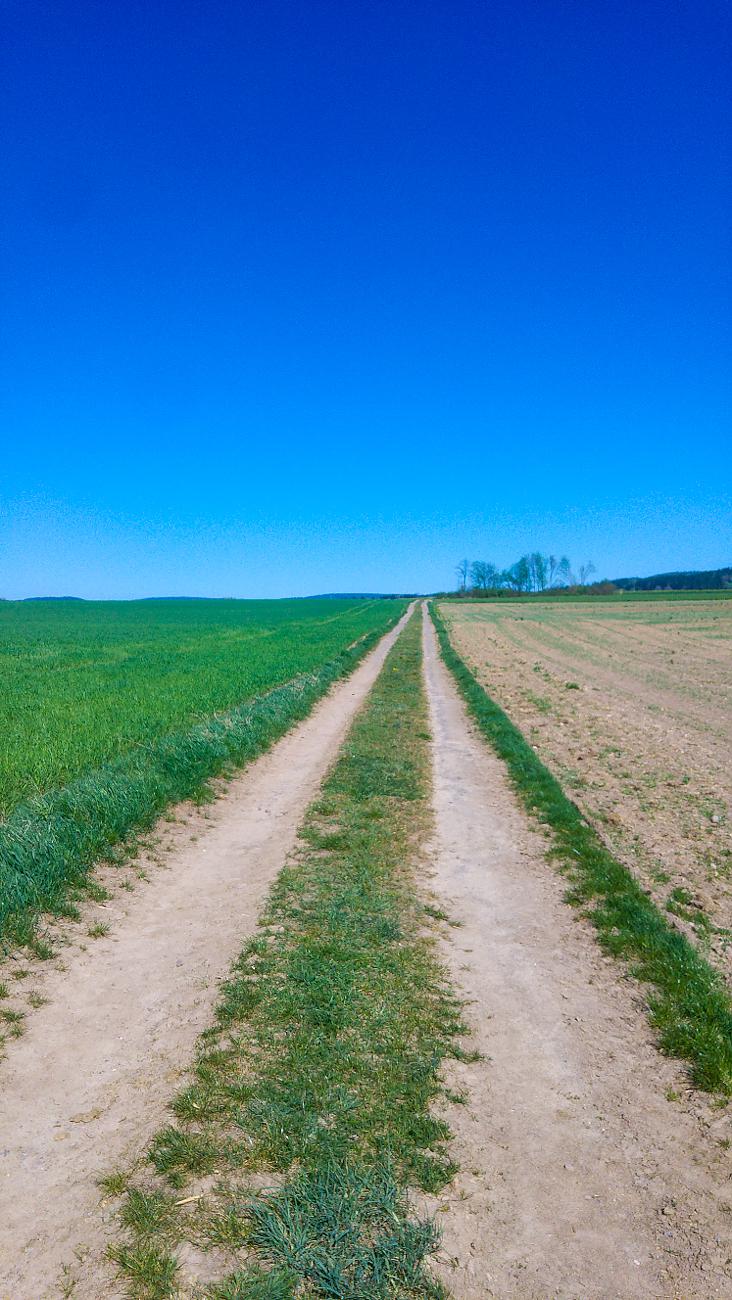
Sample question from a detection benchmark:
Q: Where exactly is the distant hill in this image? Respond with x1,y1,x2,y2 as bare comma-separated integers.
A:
12,593,419,603
612,566,732,592
306,592,420,600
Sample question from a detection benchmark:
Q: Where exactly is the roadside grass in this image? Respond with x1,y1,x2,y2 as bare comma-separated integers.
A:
108,608,467,1299
0,616,403,954
431,602,732,1094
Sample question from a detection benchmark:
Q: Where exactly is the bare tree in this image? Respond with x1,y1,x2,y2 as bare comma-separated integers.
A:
548,554,572,588
528,552,548,591
454,552,586,594
506,555,531,592
469,560,486,591
470,560,499,591
557,556,572,586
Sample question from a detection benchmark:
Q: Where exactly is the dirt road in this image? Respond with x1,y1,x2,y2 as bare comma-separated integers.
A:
3,603,732,1299
421,609,732,1300
0,609,411,1300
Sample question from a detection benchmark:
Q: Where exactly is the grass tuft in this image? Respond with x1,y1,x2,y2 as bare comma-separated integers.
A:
244,1162,445,1299
105,1243,179,1299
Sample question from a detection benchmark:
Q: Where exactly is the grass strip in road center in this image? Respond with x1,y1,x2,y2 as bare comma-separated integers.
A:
430,601,732,1094
107,607,467,1299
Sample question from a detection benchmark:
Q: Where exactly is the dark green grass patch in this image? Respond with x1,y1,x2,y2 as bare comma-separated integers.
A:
431,602,732,1094
0,615,403,950
109,609,464,1298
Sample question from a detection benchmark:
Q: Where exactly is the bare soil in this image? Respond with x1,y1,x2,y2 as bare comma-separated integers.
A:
421,610,732,1300
442,600,732,982
0,609,411,1300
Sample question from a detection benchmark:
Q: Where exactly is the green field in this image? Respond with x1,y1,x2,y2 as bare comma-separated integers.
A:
0,598,403,816
0,598,405,943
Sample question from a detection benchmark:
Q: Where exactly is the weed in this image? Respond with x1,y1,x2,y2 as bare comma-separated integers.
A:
99,1169,131,1198
424,904,450,922
202,1200,251,1250
87,923,110,939
665,889,713,938
121,1189,180,1241
106,1242,179,1298
83,881,111,903
525,691,552,714
29,937,54,961
58,1263,77,1298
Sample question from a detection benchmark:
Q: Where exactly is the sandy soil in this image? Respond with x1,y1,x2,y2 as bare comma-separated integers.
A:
421,609,732,1300
0,608,412,1300
442,600,732,982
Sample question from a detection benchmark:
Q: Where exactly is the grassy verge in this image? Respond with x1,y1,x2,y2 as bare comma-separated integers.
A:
106,608,467,1299
0,617,403,953
430,601,732,1094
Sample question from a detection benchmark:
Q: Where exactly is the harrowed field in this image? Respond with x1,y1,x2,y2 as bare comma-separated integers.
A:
440,597,732,983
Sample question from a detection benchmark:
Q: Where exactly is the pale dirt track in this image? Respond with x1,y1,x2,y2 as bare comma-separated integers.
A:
0,609,412,1300
421,610,732,1300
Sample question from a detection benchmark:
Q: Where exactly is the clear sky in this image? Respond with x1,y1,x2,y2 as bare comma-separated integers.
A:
1,0,729,598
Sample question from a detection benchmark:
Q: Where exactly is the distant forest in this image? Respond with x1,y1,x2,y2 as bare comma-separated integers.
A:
450,556,732,595
613,567,732,591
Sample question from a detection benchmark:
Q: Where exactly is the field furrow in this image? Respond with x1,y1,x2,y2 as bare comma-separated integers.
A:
440,599,732,983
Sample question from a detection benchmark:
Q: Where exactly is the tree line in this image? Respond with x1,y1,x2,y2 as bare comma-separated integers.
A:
613,567,731,592
454,553,597,594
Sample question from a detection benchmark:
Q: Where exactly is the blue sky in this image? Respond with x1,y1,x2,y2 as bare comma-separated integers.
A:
1,0,729,597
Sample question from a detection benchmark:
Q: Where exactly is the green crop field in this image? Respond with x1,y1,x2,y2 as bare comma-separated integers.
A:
0,598,406,943
0,598,404,815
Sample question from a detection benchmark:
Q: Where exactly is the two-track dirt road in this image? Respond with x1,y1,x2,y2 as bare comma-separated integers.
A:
0,609,412,1299
1,604,731,1298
